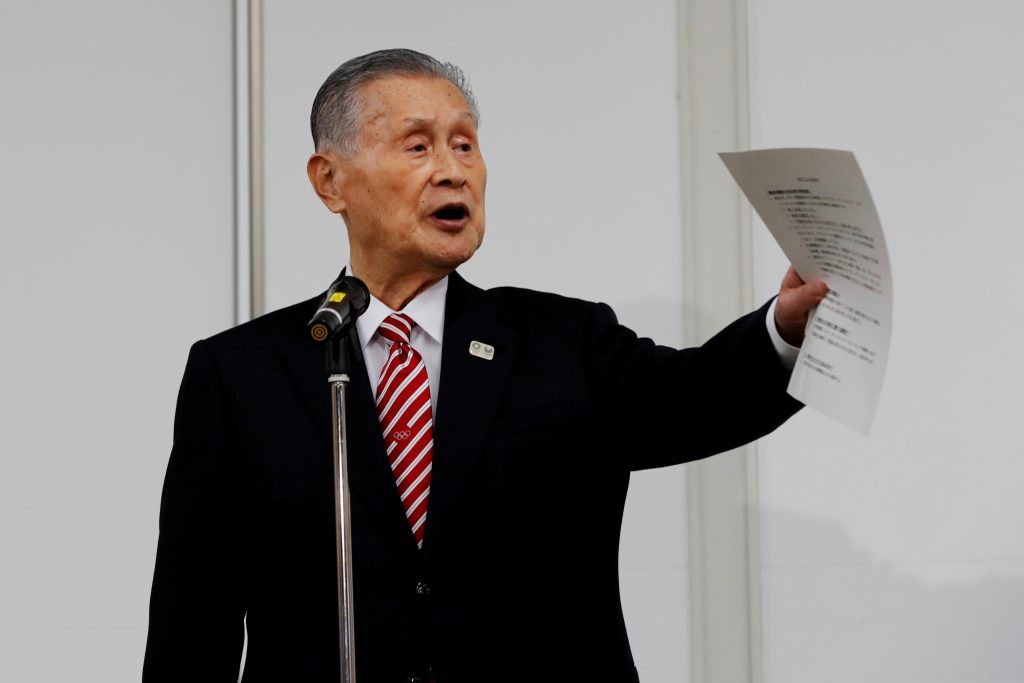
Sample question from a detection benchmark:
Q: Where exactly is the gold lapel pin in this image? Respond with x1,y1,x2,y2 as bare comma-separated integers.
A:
468,340,495,361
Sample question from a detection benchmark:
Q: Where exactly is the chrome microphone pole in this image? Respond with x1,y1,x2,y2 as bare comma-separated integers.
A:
328,336,357,683
308,275,369,683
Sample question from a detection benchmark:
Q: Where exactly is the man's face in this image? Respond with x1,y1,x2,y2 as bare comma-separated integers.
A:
333,75,487,279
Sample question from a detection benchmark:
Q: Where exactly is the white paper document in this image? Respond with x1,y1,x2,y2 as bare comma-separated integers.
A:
720,148,892,433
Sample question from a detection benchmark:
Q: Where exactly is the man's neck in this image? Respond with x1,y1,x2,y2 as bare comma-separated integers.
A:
350,260,450,311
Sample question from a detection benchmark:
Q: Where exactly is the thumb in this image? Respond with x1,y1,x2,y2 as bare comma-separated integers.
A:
791,280,828,311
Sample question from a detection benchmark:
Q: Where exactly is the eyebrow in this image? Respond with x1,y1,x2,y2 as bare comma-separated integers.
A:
400,111,475,129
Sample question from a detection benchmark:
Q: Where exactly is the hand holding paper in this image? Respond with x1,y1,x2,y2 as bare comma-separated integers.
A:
721,148,893,433
774,266,829,347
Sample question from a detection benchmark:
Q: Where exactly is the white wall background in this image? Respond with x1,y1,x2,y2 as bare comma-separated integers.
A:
5,1,1021,681
747,1,1024,681
0,2,235,681
260,1,691,680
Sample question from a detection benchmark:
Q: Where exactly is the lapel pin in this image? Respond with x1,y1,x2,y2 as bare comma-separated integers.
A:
469,340,495,361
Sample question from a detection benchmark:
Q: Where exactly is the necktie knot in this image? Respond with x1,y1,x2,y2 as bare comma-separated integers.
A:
378,313,415,346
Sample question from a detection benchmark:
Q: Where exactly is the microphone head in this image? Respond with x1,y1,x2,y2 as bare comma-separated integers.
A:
308,276,370,342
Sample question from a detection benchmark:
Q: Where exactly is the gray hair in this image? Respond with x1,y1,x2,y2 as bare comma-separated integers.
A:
310,48,479,155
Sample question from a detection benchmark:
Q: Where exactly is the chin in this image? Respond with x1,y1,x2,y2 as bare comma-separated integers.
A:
432,250,476,271
431,233,483,269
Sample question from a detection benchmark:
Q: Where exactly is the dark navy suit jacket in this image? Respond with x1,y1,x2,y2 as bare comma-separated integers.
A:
143,272,801,682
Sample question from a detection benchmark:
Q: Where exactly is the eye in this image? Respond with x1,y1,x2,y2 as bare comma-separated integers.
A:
409,143,427,153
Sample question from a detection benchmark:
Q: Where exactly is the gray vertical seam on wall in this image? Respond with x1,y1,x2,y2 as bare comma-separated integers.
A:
733,6,764,681
234,0,247,326
248,0,266,319
677,0,762,681
233,0,261,325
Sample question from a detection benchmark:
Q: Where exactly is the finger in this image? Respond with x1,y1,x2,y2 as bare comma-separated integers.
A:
780,266,806,291
775,275,828,346
781,280,828,319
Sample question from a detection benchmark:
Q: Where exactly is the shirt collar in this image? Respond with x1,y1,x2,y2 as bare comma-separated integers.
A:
350,266,448,350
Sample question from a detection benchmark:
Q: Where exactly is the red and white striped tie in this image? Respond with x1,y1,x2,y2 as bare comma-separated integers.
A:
375,313,433,548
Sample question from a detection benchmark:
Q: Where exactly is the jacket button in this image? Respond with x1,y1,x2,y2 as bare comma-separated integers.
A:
415,581,431,596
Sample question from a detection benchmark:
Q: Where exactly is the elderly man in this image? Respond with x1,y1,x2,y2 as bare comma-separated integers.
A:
143,49,826,683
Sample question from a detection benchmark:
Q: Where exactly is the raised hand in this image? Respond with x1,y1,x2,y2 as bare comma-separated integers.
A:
774,266,828,347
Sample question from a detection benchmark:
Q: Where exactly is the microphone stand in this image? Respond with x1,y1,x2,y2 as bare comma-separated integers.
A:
309,272,368,682
327,334,357,683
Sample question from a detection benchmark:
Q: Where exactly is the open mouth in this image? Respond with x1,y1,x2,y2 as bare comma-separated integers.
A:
429,203,470,228
432,204,468,221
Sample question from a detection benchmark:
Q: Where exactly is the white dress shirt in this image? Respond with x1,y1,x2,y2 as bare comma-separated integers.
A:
352,270,448,410
350,266,799,407
765,298,800,370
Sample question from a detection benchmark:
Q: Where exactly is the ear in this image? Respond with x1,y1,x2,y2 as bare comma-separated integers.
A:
307,152,347,214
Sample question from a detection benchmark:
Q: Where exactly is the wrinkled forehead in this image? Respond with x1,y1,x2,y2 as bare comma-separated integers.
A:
356,75,475,132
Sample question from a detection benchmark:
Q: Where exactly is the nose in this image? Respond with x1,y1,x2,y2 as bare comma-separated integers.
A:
430,147,466,188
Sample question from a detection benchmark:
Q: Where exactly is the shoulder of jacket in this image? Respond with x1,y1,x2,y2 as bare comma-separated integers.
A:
195,294,320,355
484,285,607,313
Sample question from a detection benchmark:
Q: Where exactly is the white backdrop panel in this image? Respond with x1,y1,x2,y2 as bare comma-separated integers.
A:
748,1,1024,681
0,2,235,681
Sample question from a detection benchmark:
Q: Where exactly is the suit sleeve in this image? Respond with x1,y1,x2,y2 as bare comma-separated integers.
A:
143,340,245,682
589,298,803,470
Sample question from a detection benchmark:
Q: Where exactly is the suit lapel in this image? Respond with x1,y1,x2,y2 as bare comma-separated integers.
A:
426,272,519,554
282,298,417,554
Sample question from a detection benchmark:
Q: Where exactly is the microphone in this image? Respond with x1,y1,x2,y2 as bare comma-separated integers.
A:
308,276,370,343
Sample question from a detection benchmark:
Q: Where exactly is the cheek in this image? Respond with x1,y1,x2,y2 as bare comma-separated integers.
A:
475,198,486,231
476,159,488,191
382,175,430,217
